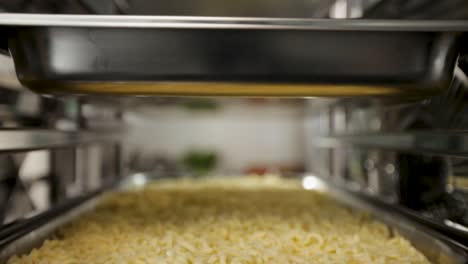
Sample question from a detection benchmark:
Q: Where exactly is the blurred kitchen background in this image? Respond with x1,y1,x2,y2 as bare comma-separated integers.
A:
0,0,466,178
0,44,308,178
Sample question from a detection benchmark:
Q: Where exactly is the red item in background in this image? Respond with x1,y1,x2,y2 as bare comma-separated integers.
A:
245,166,268,176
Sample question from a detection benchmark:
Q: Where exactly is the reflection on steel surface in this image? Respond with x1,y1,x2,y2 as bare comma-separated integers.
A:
302,174,326,190
313,131,468,157
0,130,121,152
0,14,467,30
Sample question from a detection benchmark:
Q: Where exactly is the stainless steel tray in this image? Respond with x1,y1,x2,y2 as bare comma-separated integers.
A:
0,14,467,97
0,175,466,264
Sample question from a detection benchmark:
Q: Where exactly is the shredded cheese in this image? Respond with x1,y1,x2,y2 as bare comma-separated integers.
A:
8,176,430,264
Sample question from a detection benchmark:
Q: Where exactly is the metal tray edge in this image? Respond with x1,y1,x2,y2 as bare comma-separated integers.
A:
0,14,468,31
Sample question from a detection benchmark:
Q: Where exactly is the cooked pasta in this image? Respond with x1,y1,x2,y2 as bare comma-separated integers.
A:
8,176,429,264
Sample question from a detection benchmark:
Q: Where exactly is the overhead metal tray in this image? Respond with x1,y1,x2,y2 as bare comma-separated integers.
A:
0,14,467,97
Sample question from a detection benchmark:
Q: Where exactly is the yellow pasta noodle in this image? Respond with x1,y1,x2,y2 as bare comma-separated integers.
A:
8,176,430,264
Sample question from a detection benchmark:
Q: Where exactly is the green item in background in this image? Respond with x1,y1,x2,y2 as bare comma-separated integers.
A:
182,99,218,111
183,150,218,176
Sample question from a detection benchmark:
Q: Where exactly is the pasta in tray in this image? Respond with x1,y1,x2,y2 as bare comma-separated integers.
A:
8,176,429,264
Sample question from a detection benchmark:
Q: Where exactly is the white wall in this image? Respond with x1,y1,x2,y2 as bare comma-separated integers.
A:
124,99,305,173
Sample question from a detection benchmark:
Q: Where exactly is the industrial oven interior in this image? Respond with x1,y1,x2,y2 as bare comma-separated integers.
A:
0,0,468,263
